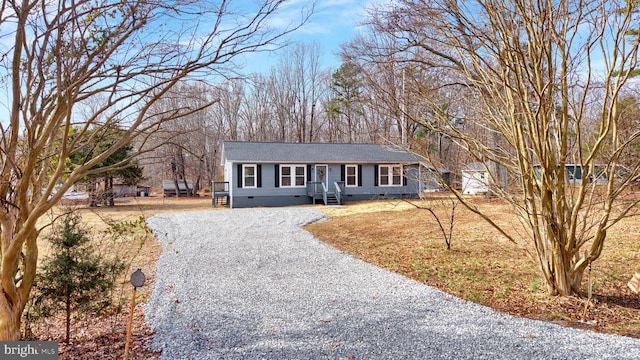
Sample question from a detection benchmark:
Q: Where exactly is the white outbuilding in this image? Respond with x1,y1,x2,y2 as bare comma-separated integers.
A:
461,162,489,195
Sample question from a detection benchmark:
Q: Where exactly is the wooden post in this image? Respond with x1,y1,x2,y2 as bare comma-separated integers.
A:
123,286,137,360
124,269,145,360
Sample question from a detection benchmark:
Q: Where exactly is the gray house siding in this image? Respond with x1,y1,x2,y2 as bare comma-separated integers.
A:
228,161,420,208
341,164,420,201
220,142,430,208
231,163,313,207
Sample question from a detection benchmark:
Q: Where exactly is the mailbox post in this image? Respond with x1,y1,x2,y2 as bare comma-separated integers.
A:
124,269,146,360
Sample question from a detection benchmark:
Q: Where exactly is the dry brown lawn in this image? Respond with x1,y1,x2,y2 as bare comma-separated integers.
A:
307,196,640,338
32,196,214,359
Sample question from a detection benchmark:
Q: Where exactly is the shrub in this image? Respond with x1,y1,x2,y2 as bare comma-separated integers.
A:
31,209,125,343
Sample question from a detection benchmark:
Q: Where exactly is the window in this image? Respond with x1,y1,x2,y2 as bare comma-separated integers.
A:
567,165,581,182
243,164,257,188
280,165,306,187
379,165,402,186
345,165,358,187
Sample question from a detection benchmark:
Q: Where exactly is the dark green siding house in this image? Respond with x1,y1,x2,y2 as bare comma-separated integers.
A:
214,141,435,208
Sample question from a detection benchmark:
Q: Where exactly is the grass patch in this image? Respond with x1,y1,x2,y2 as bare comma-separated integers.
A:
528,278,543,292
306,198,640,338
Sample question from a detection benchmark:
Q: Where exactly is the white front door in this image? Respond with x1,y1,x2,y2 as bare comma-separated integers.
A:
315,165,328,189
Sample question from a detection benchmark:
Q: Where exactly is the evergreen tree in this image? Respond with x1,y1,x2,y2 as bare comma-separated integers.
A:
34,210,125,343
329,62,364,143
69,126,145,206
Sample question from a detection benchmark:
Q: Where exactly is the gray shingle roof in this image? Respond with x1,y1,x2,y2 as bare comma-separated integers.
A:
222,141,421,163
462,162,487,172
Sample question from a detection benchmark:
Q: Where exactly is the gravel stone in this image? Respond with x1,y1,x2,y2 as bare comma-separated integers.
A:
145,207,640,359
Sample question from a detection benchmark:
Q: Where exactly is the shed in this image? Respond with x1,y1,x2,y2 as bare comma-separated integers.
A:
461,162,489,195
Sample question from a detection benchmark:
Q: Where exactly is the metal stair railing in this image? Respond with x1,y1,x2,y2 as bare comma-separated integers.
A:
334,181,343,205
212,181,229,207
321,182,329,205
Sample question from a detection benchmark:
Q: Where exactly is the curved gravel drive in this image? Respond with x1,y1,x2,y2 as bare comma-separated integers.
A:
145,208,640,359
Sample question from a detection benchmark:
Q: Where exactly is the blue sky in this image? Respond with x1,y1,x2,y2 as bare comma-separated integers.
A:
239,0,378,74
0,0,376,118
0,0,376,115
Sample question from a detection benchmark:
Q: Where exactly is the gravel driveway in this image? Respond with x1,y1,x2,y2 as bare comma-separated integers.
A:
145,208,640,359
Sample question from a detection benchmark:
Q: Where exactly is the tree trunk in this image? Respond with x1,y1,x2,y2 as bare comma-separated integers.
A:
194,176,201,196
550,250,572,296
0,218,38,341
0,296,21,341
181,179,191,197
537,227,585,296
104,176,115,206
88,182,98,207
65,289,71,343
543,264,581,296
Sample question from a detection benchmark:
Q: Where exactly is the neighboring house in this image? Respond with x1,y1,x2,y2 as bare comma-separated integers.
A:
461,162,489,195
533,163,608,185
215,141,439,208
112,183,151,197
59,185,90,205
112,183,137,197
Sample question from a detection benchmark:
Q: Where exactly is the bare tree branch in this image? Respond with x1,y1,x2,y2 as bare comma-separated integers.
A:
0,0,311,340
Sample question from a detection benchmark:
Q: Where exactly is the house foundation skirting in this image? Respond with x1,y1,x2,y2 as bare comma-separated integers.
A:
232,195,313,208
342,193,419,202
231,192,419,208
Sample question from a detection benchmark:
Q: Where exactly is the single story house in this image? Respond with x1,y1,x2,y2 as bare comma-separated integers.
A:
215,141,442,208
59,188,90,205
112,183,151,197
533,163,608,185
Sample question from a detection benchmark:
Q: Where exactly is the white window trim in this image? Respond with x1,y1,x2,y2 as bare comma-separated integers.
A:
242,164,257,188
379,164,403,187
280,164,306,188
345,164,358,187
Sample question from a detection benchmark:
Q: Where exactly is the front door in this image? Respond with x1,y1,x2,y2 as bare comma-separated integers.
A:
315,165,328,189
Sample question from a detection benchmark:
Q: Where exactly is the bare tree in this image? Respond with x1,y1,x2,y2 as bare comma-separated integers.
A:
237,44,330,143
341,33,406,145
215,79,246,142
202,80,246,183
242,74,278,141
0,0,310,340
146,83,217,195
285,43,326,142
408,195,459,250
260,43,328,142
365,0,640,296
268,66,298,141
